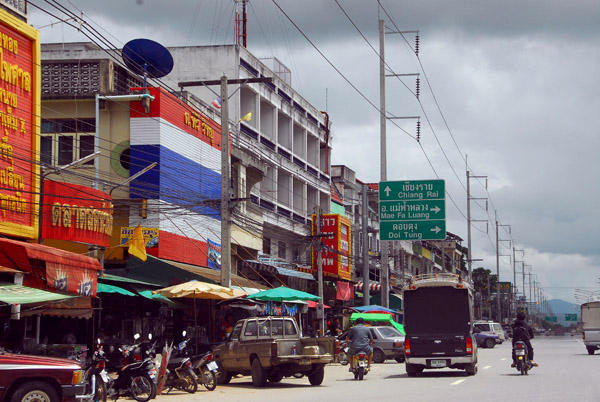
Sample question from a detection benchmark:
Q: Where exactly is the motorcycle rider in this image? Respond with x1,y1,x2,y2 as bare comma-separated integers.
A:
511,311,538,367
346,317,373,372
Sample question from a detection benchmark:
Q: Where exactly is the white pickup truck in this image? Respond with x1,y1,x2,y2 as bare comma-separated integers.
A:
581,301,600,355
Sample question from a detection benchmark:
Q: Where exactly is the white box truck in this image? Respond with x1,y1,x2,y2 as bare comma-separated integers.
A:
581,301,600,355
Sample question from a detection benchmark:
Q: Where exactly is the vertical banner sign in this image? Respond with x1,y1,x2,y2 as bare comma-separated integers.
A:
0,11,41,239
311,214,352,281
207,239,221,270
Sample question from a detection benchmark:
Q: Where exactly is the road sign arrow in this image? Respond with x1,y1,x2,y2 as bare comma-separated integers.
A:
431,206,441,214
384,186,391,197
431,226,441,234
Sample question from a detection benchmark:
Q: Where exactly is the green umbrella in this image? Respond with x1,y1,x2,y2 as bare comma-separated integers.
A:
247,286,320,302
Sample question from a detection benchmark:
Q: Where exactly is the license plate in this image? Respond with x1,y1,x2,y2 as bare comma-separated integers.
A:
100,370,110,383
299,358,311,365
516,350,525,356
207,361,218,371
358,360,367,367
429,359,447,368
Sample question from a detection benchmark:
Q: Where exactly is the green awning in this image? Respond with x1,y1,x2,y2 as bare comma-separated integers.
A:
125,255,218,287
0,284,75,305
137,290,176,304
97,282,136,296
350,312,406,335
99,273,159,286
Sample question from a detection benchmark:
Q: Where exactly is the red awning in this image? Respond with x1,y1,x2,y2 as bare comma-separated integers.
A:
0,238,102,297
307,301,331,309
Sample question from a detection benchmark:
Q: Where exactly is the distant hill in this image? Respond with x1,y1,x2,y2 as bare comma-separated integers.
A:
548,299,579,325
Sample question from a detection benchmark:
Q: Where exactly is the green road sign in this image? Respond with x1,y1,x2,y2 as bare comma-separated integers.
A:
565,314,578,321
545,316,557,322
379,180,445,202
379,180,446,241
379,199,445,221
380,220,446,241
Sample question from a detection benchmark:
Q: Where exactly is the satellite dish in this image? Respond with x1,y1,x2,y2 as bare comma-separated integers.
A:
122,38,174,84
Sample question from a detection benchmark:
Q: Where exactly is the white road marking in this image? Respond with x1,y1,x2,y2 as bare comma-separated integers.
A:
450,379,466,386
483,365,492,369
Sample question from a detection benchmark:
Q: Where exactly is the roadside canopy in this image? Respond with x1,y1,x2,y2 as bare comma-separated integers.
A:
0,283,75,305
97,283,136,296
350,312,405,335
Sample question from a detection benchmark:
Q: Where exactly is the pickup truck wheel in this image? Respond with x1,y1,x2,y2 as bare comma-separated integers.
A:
587,346,595,355
394,356,405,363
465,362,478,376
405,363,422,377
267,372,283,383
372,348,385,364
308,366,324,386
217,370,232,385
251,359,267,387
485,338,496,349
11,381,59,402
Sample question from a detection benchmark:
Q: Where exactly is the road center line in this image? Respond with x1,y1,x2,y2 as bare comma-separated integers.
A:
450,379,466,386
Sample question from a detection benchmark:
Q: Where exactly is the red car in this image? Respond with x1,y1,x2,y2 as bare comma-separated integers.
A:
0,352,87,402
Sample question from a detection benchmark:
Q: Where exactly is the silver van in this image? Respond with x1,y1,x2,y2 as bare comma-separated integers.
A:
473,321,505,344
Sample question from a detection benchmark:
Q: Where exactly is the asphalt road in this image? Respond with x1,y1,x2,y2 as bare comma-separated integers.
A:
156,335,600,402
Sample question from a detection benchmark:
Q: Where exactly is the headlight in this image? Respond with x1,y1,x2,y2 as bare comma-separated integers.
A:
72,370,85,384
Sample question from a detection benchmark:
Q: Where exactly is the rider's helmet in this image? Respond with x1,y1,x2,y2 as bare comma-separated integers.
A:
356,317,364,324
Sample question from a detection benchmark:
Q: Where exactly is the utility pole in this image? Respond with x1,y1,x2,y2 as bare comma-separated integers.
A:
316,208,325,335
178,76,273,288
495,214,511,324
220,76,231,288
362,184,370,306
466,164,487,283
378,18,389,308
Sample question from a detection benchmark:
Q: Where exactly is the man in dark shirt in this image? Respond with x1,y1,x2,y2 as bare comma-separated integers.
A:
346,317,373,371
511,311,538,367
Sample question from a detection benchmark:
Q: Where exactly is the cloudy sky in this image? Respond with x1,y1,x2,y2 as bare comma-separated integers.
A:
28,0,600,305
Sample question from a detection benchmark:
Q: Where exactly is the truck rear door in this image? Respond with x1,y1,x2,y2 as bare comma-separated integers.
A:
404,286,473,359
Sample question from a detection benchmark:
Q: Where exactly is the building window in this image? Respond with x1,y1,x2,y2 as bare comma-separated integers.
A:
41,118,96,167
278,241,286,259
263,236,271,255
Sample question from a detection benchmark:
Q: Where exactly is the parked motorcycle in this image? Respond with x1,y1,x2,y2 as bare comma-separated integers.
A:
82,339,110,402
513,341,532,375
338,341,349,366
70,341,108,402
350,351,369,380
191,350,218,391
162,332,198,394
106,334,156,402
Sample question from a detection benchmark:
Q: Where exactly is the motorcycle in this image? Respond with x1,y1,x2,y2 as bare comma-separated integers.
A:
513,341,532,375
351,351,369,380
191,350,218,391
82,340,110,402
106,334,157,402
338,341,349,366
161,332,198,394
71,341,109,402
